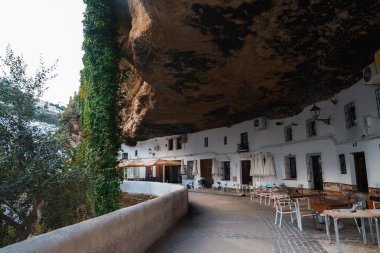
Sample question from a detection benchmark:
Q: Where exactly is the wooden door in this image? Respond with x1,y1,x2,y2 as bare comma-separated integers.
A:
145,166,153,178
241,160,251,185
167,166,180,183
156,165,163,182
200,159,213,188
164,166,170,183
354,152,368,192
312,155,323,190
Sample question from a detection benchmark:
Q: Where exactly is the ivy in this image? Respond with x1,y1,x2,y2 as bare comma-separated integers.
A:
81,0,121,215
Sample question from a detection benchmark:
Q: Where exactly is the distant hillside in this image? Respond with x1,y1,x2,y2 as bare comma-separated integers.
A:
34,101,65,126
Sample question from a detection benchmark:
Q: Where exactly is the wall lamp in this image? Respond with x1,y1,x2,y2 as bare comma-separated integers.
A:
148,148,155,156
310,104,331,125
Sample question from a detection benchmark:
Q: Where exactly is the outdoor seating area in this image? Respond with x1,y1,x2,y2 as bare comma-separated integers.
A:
246,185,380,252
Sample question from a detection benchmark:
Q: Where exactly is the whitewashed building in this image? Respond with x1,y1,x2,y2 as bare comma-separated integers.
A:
120,78,380,196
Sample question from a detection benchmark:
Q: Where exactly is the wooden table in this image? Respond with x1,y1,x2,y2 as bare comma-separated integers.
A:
366,209,380,253
250,189,268,201
323,209,375,253
290,192,327,201
310,199,349,214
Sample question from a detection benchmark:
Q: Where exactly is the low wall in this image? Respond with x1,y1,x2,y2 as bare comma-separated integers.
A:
1,181,188,253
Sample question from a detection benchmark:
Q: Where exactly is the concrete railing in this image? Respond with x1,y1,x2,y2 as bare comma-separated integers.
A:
1,181,188,253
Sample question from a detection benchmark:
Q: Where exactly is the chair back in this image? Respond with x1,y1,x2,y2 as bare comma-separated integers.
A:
296,197,310,210
275,196,291,207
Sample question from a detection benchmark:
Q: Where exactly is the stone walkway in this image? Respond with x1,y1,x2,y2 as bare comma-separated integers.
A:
149,191,378,253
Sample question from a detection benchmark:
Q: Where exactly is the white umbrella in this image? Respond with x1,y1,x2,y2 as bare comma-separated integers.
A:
211,158,219,175
180,159,185,174
255,153,265,177
250,154,256,177
263,152,276,177
192,160,198,176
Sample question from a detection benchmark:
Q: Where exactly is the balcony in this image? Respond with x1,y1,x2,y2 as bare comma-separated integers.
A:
237,143,249,153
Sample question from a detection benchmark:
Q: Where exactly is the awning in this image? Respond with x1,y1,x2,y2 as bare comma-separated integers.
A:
118,159,181,168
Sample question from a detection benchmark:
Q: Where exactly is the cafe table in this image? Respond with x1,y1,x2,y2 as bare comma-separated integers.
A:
323,209,375,253
310,199,349,214
366,209,380,253
290,192,327,201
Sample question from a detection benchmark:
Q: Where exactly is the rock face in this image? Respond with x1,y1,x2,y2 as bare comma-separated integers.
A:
115,0,380,141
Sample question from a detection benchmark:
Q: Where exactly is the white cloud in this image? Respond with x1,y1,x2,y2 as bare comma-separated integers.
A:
0,0,85,105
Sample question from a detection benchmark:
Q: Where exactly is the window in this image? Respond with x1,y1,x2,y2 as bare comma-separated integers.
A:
122,152,128,160
222,161,230,180
224,136,227,145
238,132,249,151
376,88,380,117
339,154,347,174
135,150,138,157
285,156,297,179
176,138,182,150
284,126,293,142
344,102,356,128
241,132,248,145
186,161,194,179
204,137,208,147
306,119,317,137
132,168,140,178
168,139,174,150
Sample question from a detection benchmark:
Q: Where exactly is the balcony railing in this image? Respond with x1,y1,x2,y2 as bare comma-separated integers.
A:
237,143,249,152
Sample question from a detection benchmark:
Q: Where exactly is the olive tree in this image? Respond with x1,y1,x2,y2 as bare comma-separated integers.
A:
0,47,93,246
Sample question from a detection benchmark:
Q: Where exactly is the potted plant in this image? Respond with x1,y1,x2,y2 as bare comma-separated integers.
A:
198,177,206,188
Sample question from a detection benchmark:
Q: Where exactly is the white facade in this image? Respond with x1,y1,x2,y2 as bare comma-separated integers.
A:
120,79,380,192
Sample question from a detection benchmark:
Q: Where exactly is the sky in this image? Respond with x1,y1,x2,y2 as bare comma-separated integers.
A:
0,0,85,105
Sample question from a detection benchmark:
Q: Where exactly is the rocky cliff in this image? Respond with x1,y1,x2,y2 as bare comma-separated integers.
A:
115,0,380,141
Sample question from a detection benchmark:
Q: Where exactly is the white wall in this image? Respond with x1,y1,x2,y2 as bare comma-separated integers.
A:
120,80,380,189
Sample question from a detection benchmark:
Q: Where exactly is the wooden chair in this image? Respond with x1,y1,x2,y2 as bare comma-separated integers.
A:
250,187,263,200
268,191,289,206
367,199,380,209
295,197,317,231
275,197,297,228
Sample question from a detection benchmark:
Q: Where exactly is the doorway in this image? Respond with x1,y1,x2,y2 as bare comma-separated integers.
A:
311,155,323,190
145,166,153,178
156,166,164,182
353,152,368,193
200,159,213,188
164,166,180,183
241,160,251,185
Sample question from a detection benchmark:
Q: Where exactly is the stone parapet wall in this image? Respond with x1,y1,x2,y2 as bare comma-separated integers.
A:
323,182,355,192
0,181,188,253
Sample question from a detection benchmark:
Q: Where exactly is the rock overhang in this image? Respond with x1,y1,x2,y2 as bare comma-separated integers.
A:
114,0,380,141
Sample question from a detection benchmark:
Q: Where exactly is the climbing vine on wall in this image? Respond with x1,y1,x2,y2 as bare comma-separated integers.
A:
81,0,121,216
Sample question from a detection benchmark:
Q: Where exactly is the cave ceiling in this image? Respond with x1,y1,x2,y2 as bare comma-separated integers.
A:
115,0,380,141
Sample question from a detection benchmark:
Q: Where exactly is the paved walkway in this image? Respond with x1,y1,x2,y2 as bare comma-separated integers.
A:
149,191,327,253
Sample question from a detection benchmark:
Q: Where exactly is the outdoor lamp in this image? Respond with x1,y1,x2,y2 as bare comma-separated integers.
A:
310,104,331,125
148,148,155,156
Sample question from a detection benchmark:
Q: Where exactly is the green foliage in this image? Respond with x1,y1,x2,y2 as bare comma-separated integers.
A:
40,141,94,231
0,47,94,245
81,0,121,215
0,46,59,241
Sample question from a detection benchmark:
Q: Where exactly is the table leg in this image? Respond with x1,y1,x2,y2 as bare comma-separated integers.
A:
375,218,380,253
361,217,367,245
325,215,331,244
295,204,301,231
334,218,342,253
369,218,374,244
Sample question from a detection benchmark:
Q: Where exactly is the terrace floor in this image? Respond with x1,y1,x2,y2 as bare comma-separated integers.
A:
148,190,378,253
